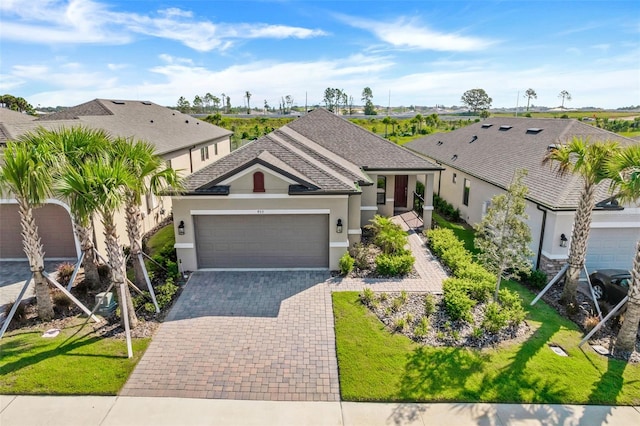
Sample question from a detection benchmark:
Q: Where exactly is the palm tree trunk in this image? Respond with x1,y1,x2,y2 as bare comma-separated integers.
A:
17,198,54,320
562,182,597,306
125,199,147,290
75,221,100,288
614,241,640,354
103,213,138,329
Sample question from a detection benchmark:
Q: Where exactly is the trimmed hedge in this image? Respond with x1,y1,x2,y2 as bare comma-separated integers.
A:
426,227,525,330
375,252,415,276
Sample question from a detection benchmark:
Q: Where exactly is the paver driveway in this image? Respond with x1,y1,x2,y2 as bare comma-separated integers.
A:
120,271,340,401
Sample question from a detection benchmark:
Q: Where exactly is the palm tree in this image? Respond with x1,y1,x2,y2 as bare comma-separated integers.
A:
50,126,112,288
543,137,620,307
559,90,572,108
112,137,182,290
57,158,138,329
524,88,537,111
382,116,392,138
607,145,640,354
0,130,57,320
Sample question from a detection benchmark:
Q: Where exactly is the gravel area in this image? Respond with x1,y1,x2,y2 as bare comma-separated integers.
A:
363,291,531,349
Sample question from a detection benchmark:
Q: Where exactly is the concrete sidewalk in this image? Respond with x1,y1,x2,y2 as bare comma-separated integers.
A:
1,395,639,426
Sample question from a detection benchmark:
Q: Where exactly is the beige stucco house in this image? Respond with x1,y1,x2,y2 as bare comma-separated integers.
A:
171,108,442,271
0,100,232,261
405,117,639,276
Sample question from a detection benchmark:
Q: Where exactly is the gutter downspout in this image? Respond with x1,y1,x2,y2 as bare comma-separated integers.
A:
536,204,547,270
437,167,442,196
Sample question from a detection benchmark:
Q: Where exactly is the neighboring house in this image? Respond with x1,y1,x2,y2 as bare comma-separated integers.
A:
0,99,232,261
171,108,442,271
405,117,640,276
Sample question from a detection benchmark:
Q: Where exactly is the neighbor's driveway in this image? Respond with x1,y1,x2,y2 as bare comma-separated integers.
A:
120,271,340,401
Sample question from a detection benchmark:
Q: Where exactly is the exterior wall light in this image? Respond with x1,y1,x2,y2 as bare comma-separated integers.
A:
560,233,568,247
336,219,343,233
178,220,185,235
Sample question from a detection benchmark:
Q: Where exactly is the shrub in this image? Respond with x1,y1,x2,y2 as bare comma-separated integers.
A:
4,300,27,322
97,264,110,280
393,317,407,331
375,252,415,276
457,262,496,284
482,302,509,333
339,253,355,275
471,327,484,339
498,289,526,325
367,215,397,236
55,262,75,287
443,277,493,303
405,312,414,324
523,269,548,289
399,290,408,303
391,297,404,313
443,287,475,322
349,243,369,270
139,277,180,313
52,291,73,313
424,294,436,315
360,287,375,306
379,292,389,302
584,315,600,332
433,194,462,221
375,227,408,254
414,317,429,337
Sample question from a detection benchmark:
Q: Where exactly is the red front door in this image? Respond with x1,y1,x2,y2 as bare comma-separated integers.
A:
394,175,408,208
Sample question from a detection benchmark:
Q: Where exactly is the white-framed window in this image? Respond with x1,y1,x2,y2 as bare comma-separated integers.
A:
377,176,387,205
452,173,457,184
214,143,219,156
463,179,471,206
200,146,209,161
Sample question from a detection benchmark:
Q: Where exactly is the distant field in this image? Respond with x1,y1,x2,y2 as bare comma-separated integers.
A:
491,111,639,120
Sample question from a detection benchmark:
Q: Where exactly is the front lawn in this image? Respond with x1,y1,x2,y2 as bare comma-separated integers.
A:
0,319,150,394
333,282,640,405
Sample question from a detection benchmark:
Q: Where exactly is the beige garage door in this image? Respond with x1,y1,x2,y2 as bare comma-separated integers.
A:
0,203,76,259
194,214,329,268
587,227,640,271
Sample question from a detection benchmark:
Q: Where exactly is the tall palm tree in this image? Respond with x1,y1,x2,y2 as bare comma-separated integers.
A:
112,137,182,290
0,131,57,320
607,145,640,354
57,158,138,328
50,126,112,288
543,137,620,307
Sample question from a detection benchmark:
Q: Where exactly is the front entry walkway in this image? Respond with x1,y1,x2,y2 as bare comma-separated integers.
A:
121,271,340,401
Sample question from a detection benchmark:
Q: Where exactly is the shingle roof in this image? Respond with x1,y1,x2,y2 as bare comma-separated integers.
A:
405,117,638,209
288,108,441,170
185,135,358,194
183,109,442,195
2,99,231,156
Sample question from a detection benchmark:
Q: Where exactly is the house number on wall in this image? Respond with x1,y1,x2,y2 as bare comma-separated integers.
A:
256,210,265,214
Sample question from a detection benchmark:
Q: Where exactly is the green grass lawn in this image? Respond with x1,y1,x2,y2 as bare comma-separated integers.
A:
0,319,150,394
146,223,175,255
333,282,640,405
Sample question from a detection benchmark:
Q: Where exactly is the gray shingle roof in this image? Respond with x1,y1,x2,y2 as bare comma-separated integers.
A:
405,117,638,209
288,108,441,170
2,99,231,156
183,108,443,195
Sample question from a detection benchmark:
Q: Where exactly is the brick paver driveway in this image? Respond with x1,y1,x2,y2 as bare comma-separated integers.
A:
121,271,339,401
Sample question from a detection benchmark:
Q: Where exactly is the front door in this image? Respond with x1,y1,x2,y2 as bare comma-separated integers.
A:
394,175,408,208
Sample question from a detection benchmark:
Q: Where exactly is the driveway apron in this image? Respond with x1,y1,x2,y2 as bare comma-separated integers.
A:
120,270,340,401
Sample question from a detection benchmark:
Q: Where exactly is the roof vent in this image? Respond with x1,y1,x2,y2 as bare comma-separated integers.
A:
111,100,125,105
499,125,512,131
185,120,189,123
150,120,154,123
526,128,543,134
451,154,458,161
141,101,152,105
469,135,478,143
436,140,443,146
172,113,175,115
196,122,199,125
481,123,493,128
547,144,559,152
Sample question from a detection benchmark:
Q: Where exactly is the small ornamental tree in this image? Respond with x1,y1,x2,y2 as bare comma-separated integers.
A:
474,169,534,301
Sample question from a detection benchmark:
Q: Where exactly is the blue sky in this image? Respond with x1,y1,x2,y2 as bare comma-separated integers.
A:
1,0,638,109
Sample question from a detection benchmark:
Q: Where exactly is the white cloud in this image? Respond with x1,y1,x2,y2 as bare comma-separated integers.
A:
107,63,128,71
0,0,327,51
342,15,495,52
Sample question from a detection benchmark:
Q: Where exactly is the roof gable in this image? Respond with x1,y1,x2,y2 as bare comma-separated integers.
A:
405,117,637,209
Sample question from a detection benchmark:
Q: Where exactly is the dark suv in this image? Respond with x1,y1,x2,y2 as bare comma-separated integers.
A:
588,269,632,305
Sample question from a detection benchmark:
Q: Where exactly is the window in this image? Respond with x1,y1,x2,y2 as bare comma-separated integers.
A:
166,159,172,169
253,171,265,192
146,192,159,213
463,179,471,206
200,146,209,161
214,143,218,156
452,173,457,184
377,176,386,204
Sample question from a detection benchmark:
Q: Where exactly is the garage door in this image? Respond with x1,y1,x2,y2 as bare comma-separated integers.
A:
586,227,640,271
0,203,76,259
194,214,329,268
